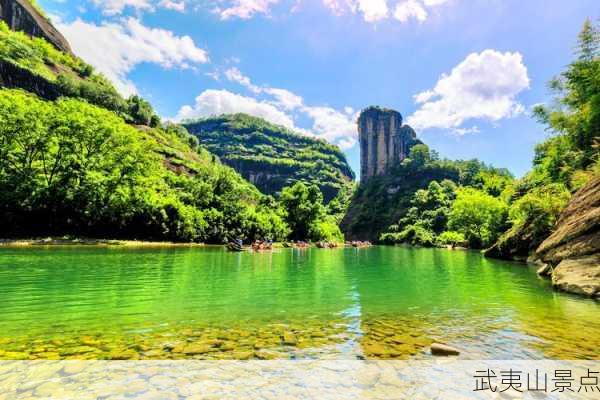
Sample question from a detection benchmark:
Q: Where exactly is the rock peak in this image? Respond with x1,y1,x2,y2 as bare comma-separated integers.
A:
0,0,72,54
358,106,420,182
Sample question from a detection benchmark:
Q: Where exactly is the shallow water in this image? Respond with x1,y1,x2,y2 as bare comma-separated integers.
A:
0,246,598,360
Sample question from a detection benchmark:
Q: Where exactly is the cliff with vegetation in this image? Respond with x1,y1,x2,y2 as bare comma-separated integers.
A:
535,176,599,297
0,1,347,244
183,114,355,202
484,19,599,272
0,0,71,53
342,105,514,242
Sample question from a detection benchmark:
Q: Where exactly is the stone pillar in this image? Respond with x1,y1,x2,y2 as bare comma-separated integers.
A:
358,106,420,182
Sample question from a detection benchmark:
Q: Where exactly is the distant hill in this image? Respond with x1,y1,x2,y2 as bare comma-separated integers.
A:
184,114,355,202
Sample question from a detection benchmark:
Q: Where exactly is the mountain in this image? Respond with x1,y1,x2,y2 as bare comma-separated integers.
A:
341,107,514,242
183,114,355,202
0,1,289,243
0,0,71,53
0,10,151,125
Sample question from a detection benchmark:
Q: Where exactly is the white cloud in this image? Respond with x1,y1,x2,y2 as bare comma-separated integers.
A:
356,0,388,22
264,88,304,110
89,0,186,15
176,89,296,129
216,0,280,20
224,67,262,93
322,0,453,24
175,67,359,150
423,0,449,6
394,0,427,23
407,49,530,131
160,0,186,11
57,18,209,96
301,105,358,144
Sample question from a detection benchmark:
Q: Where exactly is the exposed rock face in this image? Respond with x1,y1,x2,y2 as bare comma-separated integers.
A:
359,106,421,182
0,59,60,100
0,0,72,53
536,176,600,298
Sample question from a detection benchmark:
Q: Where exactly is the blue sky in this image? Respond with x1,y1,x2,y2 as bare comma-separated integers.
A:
41,0,598,178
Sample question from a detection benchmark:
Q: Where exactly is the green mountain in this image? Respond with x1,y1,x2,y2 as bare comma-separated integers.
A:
184,114,355,202
0,2,345,243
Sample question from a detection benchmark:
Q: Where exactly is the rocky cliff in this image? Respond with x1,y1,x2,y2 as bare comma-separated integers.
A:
359,106,421,182
535,176,600,298
0,0,71,53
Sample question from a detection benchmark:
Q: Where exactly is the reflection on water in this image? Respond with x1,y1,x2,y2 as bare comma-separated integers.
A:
0,246,598,360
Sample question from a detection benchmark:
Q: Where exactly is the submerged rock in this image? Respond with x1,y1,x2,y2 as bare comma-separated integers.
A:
536,176,600,298
537,263,552,277
430,343,460,356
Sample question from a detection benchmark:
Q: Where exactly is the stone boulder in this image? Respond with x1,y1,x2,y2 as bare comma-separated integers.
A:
0,0,72,54
536,176,600,298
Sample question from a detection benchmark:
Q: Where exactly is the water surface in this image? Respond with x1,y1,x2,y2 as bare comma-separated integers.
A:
0,246,598,360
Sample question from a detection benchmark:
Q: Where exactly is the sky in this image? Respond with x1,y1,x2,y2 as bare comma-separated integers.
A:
40,0,599,178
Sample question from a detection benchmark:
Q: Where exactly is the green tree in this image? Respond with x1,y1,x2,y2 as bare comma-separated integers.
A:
127,95,155,126
280,182,325,240
532,19,600,189
448,188,508,248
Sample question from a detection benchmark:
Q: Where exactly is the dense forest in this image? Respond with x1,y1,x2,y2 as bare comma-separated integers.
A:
369,19,599,256
0,3,597,252
0,12,348,244
184,114,355,202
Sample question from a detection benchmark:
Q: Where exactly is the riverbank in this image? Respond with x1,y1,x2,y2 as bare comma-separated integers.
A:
0,238,206,248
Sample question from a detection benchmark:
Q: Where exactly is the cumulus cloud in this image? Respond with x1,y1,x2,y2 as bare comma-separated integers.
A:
89,0,186,15
224,67,262,93
322,0,451,23
176,89,296,128
356,0,388,22
407,49,530,131
394,0,427,23
215,0,280,20
176,67,359,150
57,18,209,96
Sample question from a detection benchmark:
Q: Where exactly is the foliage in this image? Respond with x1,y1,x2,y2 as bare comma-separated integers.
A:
483,19,600,259
507,183,571,242
448,188,508,249
279,182,344,242
0,89,288,243
183,114,355,202
0,21,157,125
127,95,159,126
345,143,512,241
437,231,466,247
531,18,600,190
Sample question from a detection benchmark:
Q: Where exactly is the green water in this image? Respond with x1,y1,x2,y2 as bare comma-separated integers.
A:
0,246,598,360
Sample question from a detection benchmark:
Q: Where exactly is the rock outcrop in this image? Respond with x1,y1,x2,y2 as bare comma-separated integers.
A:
359,106,421,182
0,59,60,100
535,176,600,298
0,0,72,53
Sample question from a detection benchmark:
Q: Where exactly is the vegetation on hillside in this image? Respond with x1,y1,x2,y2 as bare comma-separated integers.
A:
0,89,293,242
0,88,347,243
183,114,355,202
377,19,599,254
0,21,159,125
343,143,513,243
485,19,599,259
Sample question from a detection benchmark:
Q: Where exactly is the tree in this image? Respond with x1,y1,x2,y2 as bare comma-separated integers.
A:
127,95,155,126
532,19,600,189
280,182,326,240
448,188,508,248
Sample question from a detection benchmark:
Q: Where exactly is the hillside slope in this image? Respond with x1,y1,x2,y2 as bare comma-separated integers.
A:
184,114,355,202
